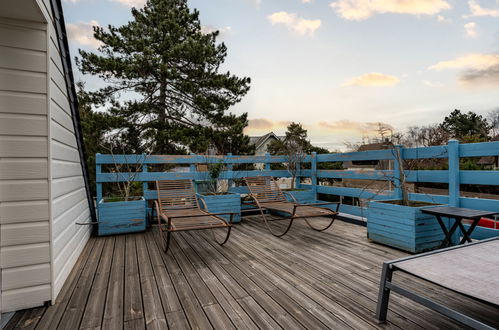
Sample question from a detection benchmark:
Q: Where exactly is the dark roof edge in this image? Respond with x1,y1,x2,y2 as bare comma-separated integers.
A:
50,0,97,222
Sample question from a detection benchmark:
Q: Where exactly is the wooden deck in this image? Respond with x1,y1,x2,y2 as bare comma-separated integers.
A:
5,216,499,330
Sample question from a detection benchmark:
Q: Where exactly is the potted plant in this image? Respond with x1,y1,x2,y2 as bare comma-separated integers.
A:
366,146,445,253
97,149,147,236
267,123,315,203
196,155,241,223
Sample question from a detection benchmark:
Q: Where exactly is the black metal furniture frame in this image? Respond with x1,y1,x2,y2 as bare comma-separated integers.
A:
375,237,499,330
421,206,498,248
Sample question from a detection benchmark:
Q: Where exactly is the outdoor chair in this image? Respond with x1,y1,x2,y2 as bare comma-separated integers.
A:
154,179,234,253
244,176,340,237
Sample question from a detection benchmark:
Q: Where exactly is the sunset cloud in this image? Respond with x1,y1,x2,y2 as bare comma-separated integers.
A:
330,0,451,20
430,53,499,86
66,20,102,49
466,0,499,17
246,118,292,132
343,72,400,87
429,54,499,71
268,11,321,36
318,120,394,134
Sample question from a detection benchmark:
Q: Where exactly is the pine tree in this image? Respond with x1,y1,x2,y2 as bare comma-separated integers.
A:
78,0,252,154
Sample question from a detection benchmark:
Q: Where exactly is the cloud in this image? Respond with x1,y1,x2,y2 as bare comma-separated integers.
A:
247,118,292,131
437,14,451,23
459,65,499,85
111,0,146,8
429,54,499,71
429,53,499,86
318,120,394,134
422,80,444,87
466,0,499,17
343,72,400,86
201,25,233,39
302,0,313,3
268,12,321,36
464,22,478,38
66,20,102,49
330,0,451,20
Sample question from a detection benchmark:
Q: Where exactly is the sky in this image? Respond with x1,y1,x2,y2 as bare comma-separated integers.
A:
63,0,499,150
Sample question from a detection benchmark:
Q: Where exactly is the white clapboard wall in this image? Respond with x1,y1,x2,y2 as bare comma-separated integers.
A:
0,0,92,312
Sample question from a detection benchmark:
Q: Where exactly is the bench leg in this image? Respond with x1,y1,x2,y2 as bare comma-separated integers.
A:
376,262,393,322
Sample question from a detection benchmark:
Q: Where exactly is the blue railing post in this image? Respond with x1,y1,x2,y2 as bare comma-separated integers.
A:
311,152,317,199
448,140,460,207
392,145,403,200
227,153,233,189
141,153,149,221
190,153,196,172
295,161,301,189
448,139,460,244
265,152,271,171
190,153,197,192
96,153,102,203
142,153,148,197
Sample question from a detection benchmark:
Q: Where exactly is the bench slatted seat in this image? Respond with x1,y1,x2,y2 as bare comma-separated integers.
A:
244,176,339,237
154,179,234,253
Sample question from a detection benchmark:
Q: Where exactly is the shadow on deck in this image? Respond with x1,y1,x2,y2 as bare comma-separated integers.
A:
5,216,499,329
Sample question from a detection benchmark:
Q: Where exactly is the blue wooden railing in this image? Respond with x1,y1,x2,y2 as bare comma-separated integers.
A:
96,140,499,232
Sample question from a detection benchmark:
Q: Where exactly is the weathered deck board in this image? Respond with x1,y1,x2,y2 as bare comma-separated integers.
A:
5,216,499,329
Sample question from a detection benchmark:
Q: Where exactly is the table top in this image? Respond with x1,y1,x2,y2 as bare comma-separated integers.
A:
421,206,498,219
394,238,499,306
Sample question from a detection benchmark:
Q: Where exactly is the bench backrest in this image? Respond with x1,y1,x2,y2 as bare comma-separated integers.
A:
156,179,199,211
244,176,287,203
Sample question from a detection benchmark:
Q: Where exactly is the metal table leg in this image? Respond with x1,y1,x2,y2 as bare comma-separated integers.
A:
375,262,393,322
459,218,480,244
439,216,460,248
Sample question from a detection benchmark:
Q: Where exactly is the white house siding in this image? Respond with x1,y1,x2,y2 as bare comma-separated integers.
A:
38,0,92,300
0,17,51,312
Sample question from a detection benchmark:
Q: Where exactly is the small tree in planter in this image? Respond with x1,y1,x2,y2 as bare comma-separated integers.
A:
366,145,445,253
268,122,309,190
196,152,242,222
97,139,148,235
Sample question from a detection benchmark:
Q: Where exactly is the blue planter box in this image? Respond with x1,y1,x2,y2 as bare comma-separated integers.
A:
367,200,445,253
283,189,316,203
199,192,241,223
97,197,146,236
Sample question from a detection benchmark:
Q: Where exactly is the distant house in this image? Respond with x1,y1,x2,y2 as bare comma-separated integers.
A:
341,141,396,196
478,135,499,169
249,132,285,156
343,141,393,170
0,0,95,313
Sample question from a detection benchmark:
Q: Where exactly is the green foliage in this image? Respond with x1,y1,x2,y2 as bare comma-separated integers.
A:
78,82,120,195
267,122,311,155
267,124,341,170
208,161,224,181
77,0,252,155
460,158,486,170
440,109,491,141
